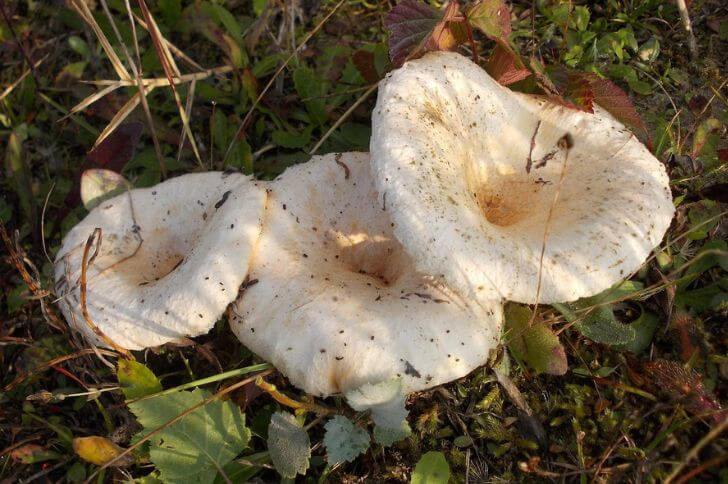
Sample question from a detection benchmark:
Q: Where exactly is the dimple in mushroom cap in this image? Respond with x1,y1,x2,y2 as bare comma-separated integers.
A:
54,172,267,350
229,153,503,397
370,51,674,304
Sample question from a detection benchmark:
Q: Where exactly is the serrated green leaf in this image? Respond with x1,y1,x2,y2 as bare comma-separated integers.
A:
411,451,450,484
505,304,567,375
267,412,310,479
117,360,162,400
129,389,250,484
558,281,644,346
323,416,369,464
374,421,412,446
345,378,408,429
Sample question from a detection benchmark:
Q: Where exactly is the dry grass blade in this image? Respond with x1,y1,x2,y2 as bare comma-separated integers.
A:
85,66,234,88
61,83,122,122
84,368,275,483
310,82,378,155
224,0,346,162
0,54,47,103
132,13,209,73
94,89,149,147
176,78,197,164
69,0,131,81
136,0,203,167
119,0,166,177
528,134,572,326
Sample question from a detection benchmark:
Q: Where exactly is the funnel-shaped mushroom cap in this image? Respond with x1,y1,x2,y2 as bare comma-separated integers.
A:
55,172,267,350
230,153,502,397
371,51,674,304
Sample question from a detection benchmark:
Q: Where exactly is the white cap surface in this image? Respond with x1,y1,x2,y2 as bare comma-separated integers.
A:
230,153,502,396
55,172,267,350
370,51,674,304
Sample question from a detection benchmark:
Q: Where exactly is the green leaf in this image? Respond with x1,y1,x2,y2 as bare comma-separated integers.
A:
504,304,567,375
68,36,91,59
467,0,511,43
571,6,590,32
129,389,250,484
267,412,310,479
374,421,412,446
411,451,450,484
686,200,721,240
345,378,408,429
637,37,660,63
323,415,370,464
293,66,327,126
614,306,658,354
557,281,644,346
117,360,162,400
272,126,313,149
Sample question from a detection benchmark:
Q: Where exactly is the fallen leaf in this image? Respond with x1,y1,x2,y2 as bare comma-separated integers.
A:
73,436,132,467
385,0,468,67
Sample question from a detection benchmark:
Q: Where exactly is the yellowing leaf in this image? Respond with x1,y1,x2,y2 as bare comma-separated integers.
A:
73,436,131,467
117,359,162,400
467,0,511,43
80,169,128,210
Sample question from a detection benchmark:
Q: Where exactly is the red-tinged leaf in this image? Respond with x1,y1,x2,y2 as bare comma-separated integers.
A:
505,304,568,376
385,0,442,66
485,43,530,86
385,0,468,67
426,2,469,52
467,0,511,43
86,121,143,172
643,359,726,424
352,50,379,84
542,66,650,144
586,75,650,144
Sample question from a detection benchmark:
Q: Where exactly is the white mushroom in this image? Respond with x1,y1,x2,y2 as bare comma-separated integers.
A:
54,172,267,350
370,51,674,304
230,153,502,397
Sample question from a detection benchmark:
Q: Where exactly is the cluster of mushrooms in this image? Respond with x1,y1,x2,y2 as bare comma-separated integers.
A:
55,52,674,398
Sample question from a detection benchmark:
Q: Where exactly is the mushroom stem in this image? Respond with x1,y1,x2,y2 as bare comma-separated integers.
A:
255,377,336,415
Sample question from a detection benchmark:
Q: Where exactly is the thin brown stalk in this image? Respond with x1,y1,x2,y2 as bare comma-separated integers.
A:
664,417,728,483
255,377,335,415
310,83,378,155
528,133,572,326
2,348,117,392
79,229,133,359
0,221,66,333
